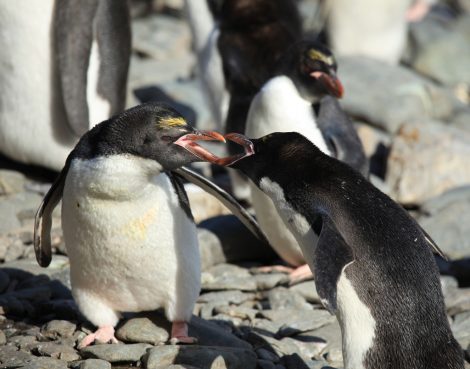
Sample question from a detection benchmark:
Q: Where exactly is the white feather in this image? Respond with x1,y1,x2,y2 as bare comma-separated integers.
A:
62,155,200,327
246,76,330,266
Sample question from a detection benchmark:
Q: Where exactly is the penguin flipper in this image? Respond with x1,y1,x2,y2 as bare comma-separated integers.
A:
412,218,447,260
316,96,369,177
312,216,354,314
34,170,67,267
173,167,270,245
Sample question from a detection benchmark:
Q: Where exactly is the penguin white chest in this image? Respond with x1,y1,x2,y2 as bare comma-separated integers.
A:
62,155,200,320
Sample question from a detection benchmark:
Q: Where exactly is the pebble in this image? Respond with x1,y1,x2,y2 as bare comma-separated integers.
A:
76,359,112,369
289,281,322,304
21,357,69,369
80,343,152,363
116,317,169,345
41,320,76,339
0,330,6,345
267,287,312,311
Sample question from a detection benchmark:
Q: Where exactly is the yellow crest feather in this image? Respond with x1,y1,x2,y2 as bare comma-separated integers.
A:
308,49,334,65
159,116,186,127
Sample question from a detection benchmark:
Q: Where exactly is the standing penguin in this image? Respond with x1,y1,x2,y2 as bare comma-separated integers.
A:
34,103,267,347
245,41,367,280
0,0,130,170
218,132,464,369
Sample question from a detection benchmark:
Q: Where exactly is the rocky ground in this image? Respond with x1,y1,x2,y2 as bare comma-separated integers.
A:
2,0,470,368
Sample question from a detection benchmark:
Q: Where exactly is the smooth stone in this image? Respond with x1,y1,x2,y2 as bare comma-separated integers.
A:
0,345,35,368
185,183,230,224
143,345,257,369
77,359,112,369
289,281,322,304
0,192,42,233
445,287,470,316
267,287,312,311
0,170,25,196
41,320,76,339
198,215,278,268
452,311,470,347
8,335,37,350
254,274,289,290
386,122,470,204
245,331,301,358
116,317,169,345
214,305,258,321
417,186,470,259
81,343,152,363
1,256,70,279
201,276,257,292
259,309,334,337
34,341,80,361
198,291,256,305
205,264,251,279
0,330,6,345
4,238,25,262
281,336,327,361
251,319,286,335
21,357,68,369
300,322,343,362
338,56,454,134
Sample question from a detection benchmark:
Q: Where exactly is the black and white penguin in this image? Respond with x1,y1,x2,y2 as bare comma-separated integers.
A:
0,0,130,170
246,41,368,280
34,103,267,347
218,132,464,369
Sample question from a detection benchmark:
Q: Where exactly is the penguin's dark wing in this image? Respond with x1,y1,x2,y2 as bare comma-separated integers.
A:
410,217,447,260
55,0,130,136
166,171,194,221
33,168,68,267
316,96,369,177
312,216,354,314
173,167,270,245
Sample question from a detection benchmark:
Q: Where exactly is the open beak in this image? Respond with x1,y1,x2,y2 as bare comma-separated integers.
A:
213,133,255,166
310,71,344,98
174,130,226,162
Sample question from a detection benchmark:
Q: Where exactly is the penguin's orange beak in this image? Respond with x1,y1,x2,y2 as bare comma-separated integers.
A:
210,133,255,166
310,71,344,98
174,130,226,162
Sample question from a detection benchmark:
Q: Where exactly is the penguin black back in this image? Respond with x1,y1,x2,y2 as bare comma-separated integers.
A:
225,132,464,369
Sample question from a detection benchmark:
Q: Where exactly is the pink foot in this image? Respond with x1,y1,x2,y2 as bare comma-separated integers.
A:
289,264,314,283
78,325,118,349
255,265,295,274
406,0,431,22
170,321,197,344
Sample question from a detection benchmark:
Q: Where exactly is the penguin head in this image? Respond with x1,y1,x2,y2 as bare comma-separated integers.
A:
213,132,318,186
72,103,225,171
280,40,343,102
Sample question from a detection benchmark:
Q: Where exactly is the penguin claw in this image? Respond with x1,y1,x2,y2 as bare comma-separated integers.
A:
78,326,118,349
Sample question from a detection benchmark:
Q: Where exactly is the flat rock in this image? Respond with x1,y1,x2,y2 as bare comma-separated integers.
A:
80,343,152,363
143,345,257,369
338,56,454,134
0,192,42,233
267,287,312,311
41,320,76,339
116,317,169,345
186,184,230,224
0,170,25,196
299,322,343,364
77,359,112,369
201,275,257,292
254,274,289,290
35,341,80,361
0,345,35,368
20,357,68,369
198,290,256,305
417,186,470,259
452,311,470,348
289,281,322,304
386,122,470,204
0,330,6,345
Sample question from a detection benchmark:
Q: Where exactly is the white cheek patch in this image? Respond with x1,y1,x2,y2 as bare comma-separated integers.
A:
259,177,319,266
337,261,376,369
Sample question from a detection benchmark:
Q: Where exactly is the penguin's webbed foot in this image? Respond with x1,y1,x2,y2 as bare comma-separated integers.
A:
170,321,197,345
78,325,118,349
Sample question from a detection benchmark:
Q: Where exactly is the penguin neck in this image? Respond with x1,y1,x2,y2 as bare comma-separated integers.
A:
247,75,331,155
68,154,164,200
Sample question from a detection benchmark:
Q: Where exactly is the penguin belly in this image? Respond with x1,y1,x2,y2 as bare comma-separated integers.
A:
0,0,75,170
245,76,330,266
62,156,200,327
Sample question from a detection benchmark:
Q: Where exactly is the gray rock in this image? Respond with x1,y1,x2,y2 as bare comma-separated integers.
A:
281,336,327,361
0,270,10,293
143,345,257,369
254,274,289,290
201,276,257,292
289,281,322,304
21,357,69,369
198,291,256,305
185,184,231,224
80,343,152,363
205,264,251,279
4,238,25,262
447,288,470,316
339,56,454,133
1,256,70,280
386,122,470,204
76,359,112,369
0,192,42,233
116,317,169,345
412,15,470,86
0,330,6,345
0,170,25,196
41,320,76,339
8,335,37,350
213,305,258,321
34,341,80,361
267,287,312,311
0,345,35,368
197,228,227,271
300,322,343,363
246,331,301,358
417,186,470,259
